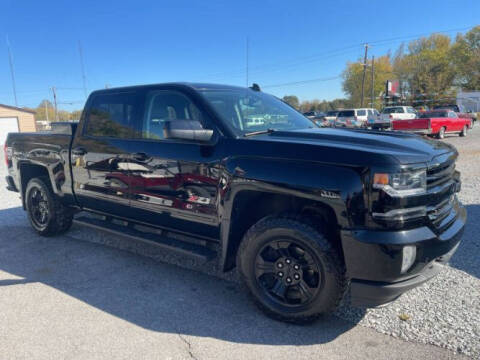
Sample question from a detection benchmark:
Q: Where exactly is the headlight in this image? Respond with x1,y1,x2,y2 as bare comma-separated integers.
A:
373,170,426,196
401,245,417,273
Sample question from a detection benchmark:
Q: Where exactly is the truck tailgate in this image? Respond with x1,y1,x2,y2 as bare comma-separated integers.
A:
392,118,429,131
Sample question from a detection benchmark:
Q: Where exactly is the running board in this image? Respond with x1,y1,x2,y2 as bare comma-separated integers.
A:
74,215,216,261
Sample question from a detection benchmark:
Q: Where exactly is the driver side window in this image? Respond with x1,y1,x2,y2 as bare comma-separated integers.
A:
142,90,204,140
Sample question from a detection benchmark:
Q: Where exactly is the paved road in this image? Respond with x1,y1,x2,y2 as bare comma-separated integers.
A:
0,165,467,359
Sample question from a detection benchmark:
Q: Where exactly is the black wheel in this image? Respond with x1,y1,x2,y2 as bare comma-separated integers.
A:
437,127,446,139
25,177,73,236
460,125,467,137
237,216,347,323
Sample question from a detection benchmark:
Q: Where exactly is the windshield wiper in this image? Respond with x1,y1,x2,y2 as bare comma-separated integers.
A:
243,128,276,137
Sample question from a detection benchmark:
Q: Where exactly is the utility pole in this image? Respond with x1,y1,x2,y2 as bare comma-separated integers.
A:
371,56,375,108
78,40,88,99
6,36,18,107
44,101,49,122
360,43,369,107
246,36,249,88
52,87,58,121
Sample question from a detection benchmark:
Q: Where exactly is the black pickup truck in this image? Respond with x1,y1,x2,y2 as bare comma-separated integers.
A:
4,83,466,323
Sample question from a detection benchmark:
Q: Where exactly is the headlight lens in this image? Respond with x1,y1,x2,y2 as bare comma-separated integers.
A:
373,170,426,196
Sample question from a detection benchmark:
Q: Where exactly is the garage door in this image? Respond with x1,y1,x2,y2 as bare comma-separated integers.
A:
0,117,19,145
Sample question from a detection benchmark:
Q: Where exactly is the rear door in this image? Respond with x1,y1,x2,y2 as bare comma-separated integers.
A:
71,91,143,217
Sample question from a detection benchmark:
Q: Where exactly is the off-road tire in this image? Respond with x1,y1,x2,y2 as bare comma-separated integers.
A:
237,215,348,323
25,177,73,236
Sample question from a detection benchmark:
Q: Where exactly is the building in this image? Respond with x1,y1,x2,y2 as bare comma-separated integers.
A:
457,91,480,113
0,104,37,144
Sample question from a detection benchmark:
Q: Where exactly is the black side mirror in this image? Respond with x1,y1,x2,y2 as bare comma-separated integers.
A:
163,120,213,142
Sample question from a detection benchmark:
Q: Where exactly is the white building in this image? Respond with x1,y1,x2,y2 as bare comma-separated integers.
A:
457,91,480,113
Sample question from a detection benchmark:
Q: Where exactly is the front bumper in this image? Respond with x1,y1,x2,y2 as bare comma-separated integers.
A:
342,204,466,307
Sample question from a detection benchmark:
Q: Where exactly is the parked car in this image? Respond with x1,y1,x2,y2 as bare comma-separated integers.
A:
414,105,429,112
392,110,472,139
376,106,417,130
323,110,339,127
303,111,318,119
4,83,466,323
335,108,377,128
433,105,477,127
433,104,460,112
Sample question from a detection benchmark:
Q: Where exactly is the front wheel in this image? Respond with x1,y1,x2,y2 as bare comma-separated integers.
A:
437,127,446,139
460,125,467,137
25,177,73,236
237,216,347,323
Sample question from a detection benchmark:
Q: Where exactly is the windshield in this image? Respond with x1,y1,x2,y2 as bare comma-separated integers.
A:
199,89,314,135
382,107,404,114
337,110,354,117
326,111,338,116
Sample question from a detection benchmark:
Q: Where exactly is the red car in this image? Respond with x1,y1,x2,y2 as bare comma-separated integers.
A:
392,110,472,139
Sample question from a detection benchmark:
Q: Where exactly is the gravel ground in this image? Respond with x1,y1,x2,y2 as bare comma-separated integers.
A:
336,126,480,358
1,126,479,358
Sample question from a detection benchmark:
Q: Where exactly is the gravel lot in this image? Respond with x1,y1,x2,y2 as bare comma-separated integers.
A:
0,126,478,359
337,126,480,358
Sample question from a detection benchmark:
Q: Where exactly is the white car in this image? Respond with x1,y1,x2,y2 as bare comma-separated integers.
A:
376,106,417,129
335,108,379,128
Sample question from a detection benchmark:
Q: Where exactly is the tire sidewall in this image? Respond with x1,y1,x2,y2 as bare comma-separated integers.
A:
25,178,56,234
438,127,445,139
238,220,344,319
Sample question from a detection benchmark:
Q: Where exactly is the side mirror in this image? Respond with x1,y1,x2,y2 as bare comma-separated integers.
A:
163,120,213,142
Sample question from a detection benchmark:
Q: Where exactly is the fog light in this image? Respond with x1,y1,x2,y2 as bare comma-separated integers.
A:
401,245,416,274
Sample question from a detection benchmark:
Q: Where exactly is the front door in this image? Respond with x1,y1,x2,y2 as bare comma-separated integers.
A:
71,90,143,218
126,89,221,238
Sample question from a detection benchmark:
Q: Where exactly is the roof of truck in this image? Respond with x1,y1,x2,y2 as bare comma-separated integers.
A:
92,82,247,94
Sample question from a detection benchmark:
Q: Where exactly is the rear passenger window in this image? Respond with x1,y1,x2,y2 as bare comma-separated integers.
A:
85,92,141,138
357,110,366,116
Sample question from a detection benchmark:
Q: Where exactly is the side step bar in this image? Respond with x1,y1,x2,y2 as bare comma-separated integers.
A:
74,215,217,261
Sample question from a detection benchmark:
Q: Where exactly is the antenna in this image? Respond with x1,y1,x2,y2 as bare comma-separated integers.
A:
6,35,18,106
246,36,249,88
78,40,88,99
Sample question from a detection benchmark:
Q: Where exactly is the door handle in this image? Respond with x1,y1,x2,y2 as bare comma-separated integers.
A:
132,152,149,161
72,147,87,156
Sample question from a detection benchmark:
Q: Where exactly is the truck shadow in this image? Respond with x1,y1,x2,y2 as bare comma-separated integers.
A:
0,206,362,346
448,204,480,279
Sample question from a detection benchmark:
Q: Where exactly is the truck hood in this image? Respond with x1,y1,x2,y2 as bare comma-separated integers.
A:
246,128,456,166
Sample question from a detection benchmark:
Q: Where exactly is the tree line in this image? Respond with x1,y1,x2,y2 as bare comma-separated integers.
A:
283,26,479,112
32,100,82,121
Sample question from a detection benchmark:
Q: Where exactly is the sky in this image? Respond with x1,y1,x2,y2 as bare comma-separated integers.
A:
0,0,479,111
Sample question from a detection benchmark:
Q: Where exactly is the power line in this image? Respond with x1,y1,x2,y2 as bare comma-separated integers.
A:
203,24,476,83
263,75,341,88
78,40,88,99
6,35,18,106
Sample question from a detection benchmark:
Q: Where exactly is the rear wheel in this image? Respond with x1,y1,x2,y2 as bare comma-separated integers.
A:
460,125,467,137
437,127,446,139
237,216,347,323
25,177,73,236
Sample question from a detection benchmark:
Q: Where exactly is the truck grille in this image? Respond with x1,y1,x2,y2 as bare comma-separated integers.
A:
426,154,458,231
427,161,455,188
